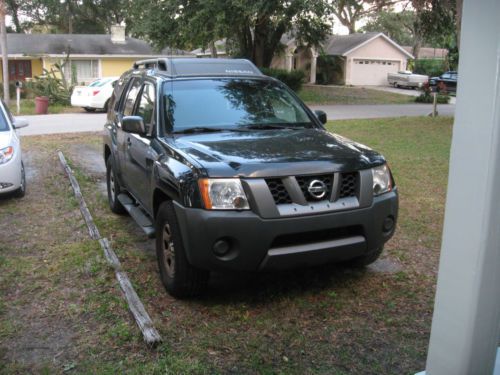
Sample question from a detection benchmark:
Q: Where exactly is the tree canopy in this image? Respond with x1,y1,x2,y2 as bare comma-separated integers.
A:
130,0,333,67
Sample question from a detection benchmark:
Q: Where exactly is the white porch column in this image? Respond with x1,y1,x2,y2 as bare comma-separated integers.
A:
310,47,318,84
418,0,500,374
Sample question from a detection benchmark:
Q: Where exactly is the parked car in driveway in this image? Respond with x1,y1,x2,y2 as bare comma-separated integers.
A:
0,100,29,197
71,77,118,112
387,70,428,88
429,71,458,92
103,58,399,298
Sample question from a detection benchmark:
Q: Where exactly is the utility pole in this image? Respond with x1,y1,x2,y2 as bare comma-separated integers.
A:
0,0,9,105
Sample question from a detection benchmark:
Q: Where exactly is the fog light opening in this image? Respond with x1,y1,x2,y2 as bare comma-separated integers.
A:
213,239,231,257
383,216,395,233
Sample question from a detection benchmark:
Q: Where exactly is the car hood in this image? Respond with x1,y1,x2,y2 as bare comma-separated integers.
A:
166,128,385,177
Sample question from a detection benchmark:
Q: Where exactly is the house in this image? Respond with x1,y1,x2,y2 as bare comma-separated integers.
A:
1,25,193,84
271,32,414,86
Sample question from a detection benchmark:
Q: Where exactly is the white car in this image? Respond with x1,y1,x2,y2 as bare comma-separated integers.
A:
71,77,118,112
0,101,29,197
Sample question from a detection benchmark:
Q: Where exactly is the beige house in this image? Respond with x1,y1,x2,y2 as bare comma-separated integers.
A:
272,32,414,86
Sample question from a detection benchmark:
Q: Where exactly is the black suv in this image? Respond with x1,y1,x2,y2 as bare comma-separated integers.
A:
103,58,398,297
429,71,458,93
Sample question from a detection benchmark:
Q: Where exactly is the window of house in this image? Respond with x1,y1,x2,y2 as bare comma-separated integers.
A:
65,60,99,82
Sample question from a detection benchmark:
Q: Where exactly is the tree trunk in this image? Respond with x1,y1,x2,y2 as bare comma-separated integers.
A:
6,0,22,32
0,0,9,105
210,41,217,58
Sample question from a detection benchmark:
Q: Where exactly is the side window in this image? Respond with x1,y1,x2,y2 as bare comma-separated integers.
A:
135,82,156,130
122,79,141,116
442,73,451,79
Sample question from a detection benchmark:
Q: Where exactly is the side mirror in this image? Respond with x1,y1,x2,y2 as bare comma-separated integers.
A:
314,110,327,125
13,117,29,129
122,116,145,135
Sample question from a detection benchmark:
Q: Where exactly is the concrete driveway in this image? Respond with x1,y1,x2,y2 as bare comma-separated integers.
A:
18,103,455,136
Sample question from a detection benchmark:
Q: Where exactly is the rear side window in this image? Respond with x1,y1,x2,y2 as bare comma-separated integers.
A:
122,79,141,116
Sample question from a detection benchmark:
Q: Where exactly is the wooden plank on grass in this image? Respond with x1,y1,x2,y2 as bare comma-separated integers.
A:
58,151,162,346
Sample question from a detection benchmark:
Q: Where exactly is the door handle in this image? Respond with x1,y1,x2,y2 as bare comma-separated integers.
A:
127,138,132,148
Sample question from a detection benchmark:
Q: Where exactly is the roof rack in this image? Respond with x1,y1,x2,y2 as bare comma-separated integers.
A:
132,58,263,78
133,58,168,71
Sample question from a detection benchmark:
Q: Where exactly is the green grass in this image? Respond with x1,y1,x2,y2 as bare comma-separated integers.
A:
0,117,454,374
299,85,415,105
7,99,80,116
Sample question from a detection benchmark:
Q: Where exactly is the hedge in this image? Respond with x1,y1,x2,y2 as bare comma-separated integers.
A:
260,68,305,92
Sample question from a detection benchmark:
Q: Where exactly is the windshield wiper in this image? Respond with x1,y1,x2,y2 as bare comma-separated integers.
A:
243,124,307,130
173,127,238,134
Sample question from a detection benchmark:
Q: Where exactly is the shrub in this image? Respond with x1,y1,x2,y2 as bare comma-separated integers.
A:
414,58,446,78
26,63,74,105
260,67,305,92
415,92,450,104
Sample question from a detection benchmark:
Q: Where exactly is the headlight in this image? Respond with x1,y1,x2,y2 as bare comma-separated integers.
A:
372,164,392,195
0,146,14,165
198,178,250,210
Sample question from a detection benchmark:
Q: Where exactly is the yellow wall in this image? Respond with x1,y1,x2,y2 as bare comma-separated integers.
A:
31,58,43,76
101,58,137,77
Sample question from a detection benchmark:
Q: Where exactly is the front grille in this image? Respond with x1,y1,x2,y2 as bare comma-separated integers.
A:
266,179,292,204
339,172,358,198
296,174,333,202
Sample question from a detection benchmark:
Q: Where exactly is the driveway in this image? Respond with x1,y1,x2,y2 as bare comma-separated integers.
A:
18,103,455,136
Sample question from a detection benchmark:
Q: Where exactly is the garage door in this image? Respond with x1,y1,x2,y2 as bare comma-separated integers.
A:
351,59,400,86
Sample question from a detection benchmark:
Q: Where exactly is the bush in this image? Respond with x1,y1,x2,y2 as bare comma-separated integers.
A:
260,68,305,92
26,63,74,105
415,91,450,104
414,58,446,78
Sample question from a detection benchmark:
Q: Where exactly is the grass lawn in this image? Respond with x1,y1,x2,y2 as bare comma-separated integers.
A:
7,99,82,116
0,116,453,374
299,85,415,105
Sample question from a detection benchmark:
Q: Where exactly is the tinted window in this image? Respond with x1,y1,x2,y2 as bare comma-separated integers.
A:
163,79,312,131
0,101,12,132
135,82,156,132
122,79,141,116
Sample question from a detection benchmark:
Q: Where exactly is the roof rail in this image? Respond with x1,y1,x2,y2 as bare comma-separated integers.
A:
133,58,168,71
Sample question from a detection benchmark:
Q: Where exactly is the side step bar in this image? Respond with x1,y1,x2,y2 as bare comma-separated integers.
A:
117,193,156,238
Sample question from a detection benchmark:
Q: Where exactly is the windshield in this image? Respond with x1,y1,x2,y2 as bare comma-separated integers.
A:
162,79,313,132
0,104,9,132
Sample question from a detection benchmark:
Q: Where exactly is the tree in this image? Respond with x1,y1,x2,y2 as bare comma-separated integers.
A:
7,0,132,34
0,0,8,104
330,0,398,34
362,10,417,46
130,0,333,68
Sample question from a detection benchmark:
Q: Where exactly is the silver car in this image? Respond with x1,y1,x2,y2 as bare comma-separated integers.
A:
0,101,29,197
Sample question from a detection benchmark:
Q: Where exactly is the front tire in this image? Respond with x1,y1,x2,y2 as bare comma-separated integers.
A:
348,247,384,267
14,162,26,198
156,201,209,298
106,157,126,214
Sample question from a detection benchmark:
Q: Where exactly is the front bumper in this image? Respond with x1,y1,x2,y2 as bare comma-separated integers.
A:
174,189,398,272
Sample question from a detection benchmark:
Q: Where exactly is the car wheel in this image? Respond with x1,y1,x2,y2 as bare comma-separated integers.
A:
347,247,384,267
103,99,110,113
393,82,398,88
106,157,126,214
156,201,209,298
14,161,26,198
83,107,96,112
